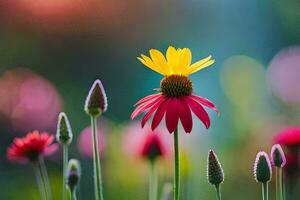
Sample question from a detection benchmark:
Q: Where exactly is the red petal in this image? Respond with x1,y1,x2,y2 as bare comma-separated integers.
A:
151,99,168,130
165,99,179,133
134,93,162,106
141,98,164,127
178,98,193,133
185,97,210,129
191,95,220,115
131,95,164,119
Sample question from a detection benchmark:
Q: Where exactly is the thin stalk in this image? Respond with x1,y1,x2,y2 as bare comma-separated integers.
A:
173,128,180,200
63,145,68,200
262,182,268,200
91,116,104,200
39,158,52,200
70,190,77,200
149,162,158,200
215,185,221,200
278,168,284,200
33,162,47,200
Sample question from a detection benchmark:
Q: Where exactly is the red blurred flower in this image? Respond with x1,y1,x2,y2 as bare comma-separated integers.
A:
141,133,166,161
7,130,58,163
131,47,219,133
274,127,300,147
123,123,173,161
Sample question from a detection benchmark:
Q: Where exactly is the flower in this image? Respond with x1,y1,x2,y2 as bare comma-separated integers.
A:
207,149,224,186
123,123,173,160
274,127,300,147
7,130,58,163
85,79,108,117
270,144,286,168
131,46,219,133
77,125,106,159
253,151,272,183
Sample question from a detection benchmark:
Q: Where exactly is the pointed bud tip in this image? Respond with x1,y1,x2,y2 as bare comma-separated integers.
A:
85,79,108,116
254,151,272,183
67,159,81,191
56,112,73,145
271,144,286,168
207,149,224,186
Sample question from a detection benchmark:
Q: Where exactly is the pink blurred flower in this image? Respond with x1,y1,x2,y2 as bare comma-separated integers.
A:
0,69,62,133
77,125,106,159
123,122,173,161
268,46,300,106
274,127,300,147
7,130,58,163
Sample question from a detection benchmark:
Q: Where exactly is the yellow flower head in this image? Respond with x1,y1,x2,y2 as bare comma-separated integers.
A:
137,46,215,76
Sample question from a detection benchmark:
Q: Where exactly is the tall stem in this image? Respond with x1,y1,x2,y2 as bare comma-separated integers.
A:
262,182,268,200
149,162,158,200
63,145,68,200
278,168,284,200
173,128,180,200
215,185,221,200
70,190,77,200
33,162,47,200
39,158,52,200
91,116,104,200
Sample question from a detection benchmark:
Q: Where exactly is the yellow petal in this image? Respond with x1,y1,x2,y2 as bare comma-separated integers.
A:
166,46,178,74
149,49,169,75
183,55,215,75
177,48,192,73
137,55,164,75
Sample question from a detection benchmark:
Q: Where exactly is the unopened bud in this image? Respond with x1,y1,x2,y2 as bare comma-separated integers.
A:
67,159,81,192
56,112,73,145
84,80,108,116
271,144,286,168
254,151,272,183
207,149,224,186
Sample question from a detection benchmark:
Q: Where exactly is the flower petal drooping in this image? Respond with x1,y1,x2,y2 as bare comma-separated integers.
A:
207,149,224,186
271,144,286,168
253,151,272,183
85,79,108,116
67,159,81,192
7,131,58,163
56,112,73,145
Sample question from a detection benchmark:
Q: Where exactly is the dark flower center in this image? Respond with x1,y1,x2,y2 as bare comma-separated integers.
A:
160,75,193,98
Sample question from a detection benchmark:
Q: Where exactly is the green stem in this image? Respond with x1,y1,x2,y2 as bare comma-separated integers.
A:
39,158,52,200
173,128,180,200
262,182,268,200
63,145,68,200
149,161,158,200
91,116,104,200
215,185,221,200
33,162,47,200
278,168,284,200
70,190,77,200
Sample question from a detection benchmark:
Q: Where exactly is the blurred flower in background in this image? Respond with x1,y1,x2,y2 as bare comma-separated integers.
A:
267,46,300,108
0,68,62,133
122,123,173,161
77,123,106,159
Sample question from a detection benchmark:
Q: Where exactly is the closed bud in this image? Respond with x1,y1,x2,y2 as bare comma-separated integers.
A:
254,151,272,183
207,149,224,186
67,159,81,192
85,80,108,116
271,144,286,168
56,112,73,145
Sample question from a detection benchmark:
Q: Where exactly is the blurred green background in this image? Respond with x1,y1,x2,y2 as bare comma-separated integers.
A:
0,0,300,199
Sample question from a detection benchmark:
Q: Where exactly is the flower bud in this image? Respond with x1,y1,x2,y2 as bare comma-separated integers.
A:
56,112,73,145
85,80,108,116
207,149,224,186
141,133,166,162
67,159,81,192
271,144,286,168
254,151,272,183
